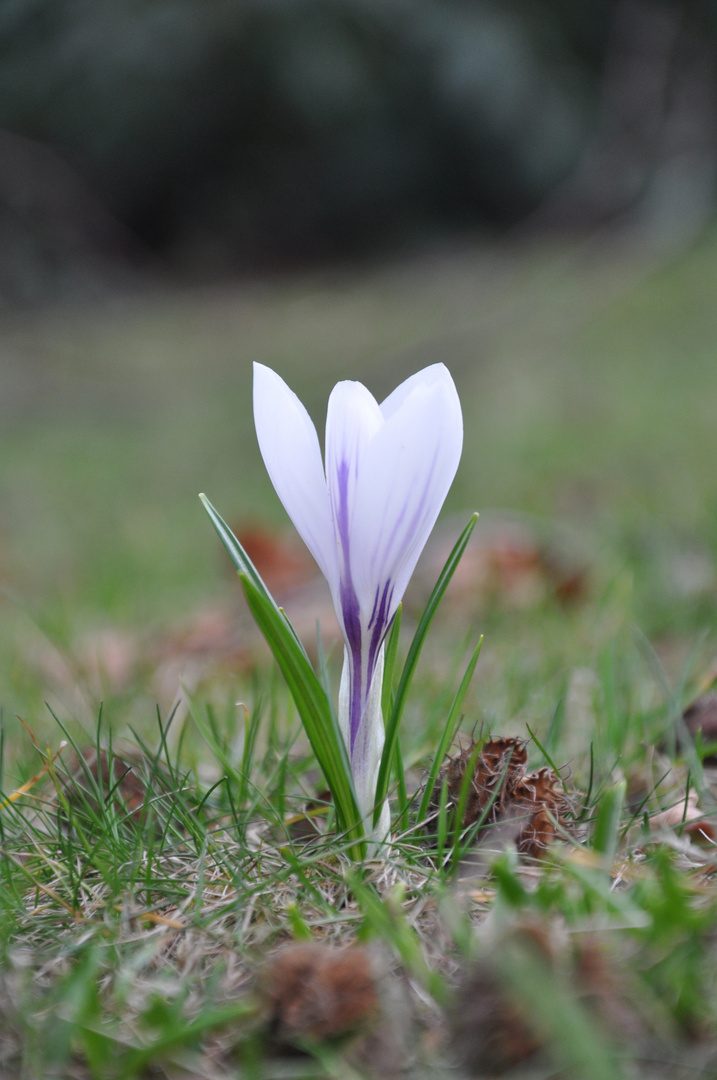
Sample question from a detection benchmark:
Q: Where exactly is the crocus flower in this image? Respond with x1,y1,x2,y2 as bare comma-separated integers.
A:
253,362,463,834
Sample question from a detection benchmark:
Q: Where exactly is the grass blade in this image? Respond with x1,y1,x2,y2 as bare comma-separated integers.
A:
200,494,365,857
374,512,479,825
592,778,626,864
417,635,483,824
381,604,402,720
392,735,409,833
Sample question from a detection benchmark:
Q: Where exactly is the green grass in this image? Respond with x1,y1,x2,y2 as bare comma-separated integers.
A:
1,233,717,1075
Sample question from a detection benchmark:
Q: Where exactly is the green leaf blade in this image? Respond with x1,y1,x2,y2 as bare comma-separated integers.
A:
374,512,479,825
417,635,483,824
200,494,365,857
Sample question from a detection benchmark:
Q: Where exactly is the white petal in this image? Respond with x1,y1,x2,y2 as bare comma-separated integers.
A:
253,363,338,594
350,364,463,619
324,380,383,582
337,643,352,751
379,362,452,421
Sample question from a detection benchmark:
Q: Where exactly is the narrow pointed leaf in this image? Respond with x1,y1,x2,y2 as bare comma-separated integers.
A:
417,635,483,824
200,494,365,856
199,493,304,647
381,604,402,721
374,512,479,825
592,778,626,863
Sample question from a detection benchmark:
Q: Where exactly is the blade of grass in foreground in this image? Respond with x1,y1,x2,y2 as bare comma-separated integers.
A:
199,494,365,858
417,635,483,825
374,512,479,826
591,778,626,865
381,604,402,720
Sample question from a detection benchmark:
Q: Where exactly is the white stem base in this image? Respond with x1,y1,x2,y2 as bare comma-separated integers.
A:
338,644,391,842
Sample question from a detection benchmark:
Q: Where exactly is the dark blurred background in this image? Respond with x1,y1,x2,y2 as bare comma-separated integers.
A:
2,0,717,306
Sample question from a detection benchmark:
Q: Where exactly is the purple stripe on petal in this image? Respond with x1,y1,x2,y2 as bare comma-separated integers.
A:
368,585,381,629
340,584,364,753
335,458,351,560
347,642,364,755
335,457,367,752
367,579,393,675
339,577,361,653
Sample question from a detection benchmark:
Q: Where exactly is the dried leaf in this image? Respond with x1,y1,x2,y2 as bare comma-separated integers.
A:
428,736,575,858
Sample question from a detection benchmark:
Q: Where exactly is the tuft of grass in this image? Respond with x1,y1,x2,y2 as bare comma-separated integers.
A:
1,598,717,1078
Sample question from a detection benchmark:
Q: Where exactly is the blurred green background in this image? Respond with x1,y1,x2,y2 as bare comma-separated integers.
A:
1,0,717,754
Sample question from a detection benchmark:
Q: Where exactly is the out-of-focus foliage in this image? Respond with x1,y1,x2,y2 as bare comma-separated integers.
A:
0,0,596,290
1,0,717,300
